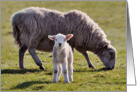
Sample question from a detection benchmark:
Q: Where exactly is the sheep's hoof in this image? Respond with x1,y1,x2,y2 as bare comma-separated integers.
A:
73,68,76,72
20,67,25,69
39,65,44,70
89,65,95,69
19,65,25,69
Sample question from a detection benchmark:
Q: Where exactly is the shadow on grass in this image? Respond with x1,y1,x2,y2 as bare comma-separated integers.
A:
11,80,51,90
75,67,113,72
89,81,126,85
2,67,113,74
1,69,43,74
93,67,114,71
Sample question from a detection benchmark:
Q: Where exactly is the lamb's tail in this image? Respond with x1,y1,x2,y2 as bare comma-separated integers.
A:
12,25,21,47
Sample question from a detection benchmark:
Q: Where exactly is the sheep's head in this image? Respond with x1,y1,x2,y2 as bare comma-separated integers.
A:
48,33,73,48
97,44,117,70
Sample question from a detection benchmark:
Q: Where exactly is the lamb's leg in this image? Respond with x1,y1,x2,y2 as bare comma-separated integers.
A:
52,60,58,83
71,47,76,71
57,64,62,82
62,61,69,83
28,48,44,70
72,47,74,53
82,52,95,69
19,46,27,69
68,59,73,81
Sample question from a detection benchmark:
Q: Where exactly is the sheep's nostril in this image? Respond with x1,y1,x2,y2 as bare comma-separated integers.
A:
109,50,114,56
110,52,113,55
59,43,62,47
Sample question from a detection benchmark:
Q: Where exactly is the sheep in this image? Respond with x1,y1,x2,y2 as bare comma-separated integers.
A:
11,7,116,70
48,33,73,83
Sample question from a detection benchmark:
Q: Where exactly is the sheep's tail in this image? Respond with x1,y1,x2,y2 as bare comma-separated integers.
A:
12,25,21,47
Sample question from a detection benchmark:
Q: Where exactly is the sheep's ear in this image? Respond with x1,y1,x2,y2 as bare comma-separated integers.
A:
48,35,55,40
66,34,73,41
103,44,108,49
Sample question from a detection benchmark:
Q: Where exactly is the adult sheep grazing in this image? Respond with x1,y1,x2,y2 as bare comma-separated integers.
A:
11,7,116,70
48,33,73,83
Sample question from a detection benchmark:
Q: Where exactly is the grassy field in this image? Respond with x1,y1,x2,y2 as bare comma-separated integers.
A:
1,1,126,91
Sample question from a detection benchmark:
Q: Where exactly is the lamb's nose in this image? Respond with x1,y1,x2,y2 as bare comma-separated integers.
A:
59,43,62,47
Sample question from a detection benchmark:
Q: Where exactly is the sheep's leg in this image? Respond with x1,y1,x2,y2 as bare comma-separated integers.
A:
82,52,95,69
19,46,27,69
68,60,73,82
62,60,69,83
52,60,58,83
57,64,62,82
28,48,44,70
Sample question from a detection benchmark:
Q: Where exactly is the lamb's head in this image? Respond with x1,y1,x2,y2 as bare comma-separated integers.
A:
48,33,73,48
97,44,117,70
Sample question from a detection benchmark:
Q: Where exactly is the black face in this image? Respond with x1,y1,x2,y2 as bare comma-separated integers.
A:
98,45,116,69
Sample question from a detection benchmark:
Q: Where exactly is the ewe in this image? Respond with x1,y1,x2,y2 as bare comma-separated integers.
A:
48,33,73,83
11,7,116,70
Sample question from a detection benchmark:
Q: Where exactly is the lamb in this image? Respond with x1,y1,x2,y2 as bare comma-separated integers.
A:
48,33,73,83
11,7,116,70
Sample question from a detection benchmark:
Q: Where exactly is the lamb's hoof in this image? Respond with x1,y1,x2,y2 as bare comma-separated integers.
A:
64,81,70,83
89,65,95,69
52,81,56,83
39,65,44,70
52,80,57,83
69,79,73,82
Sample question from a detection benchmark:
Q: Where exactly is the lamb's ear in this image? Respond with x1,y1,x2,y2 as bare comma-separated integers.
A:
48,35,55,40
66,34,73,41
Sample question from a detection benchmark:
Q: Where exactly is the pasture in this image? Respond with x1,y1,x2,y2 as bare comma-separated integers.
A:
1,1,126,91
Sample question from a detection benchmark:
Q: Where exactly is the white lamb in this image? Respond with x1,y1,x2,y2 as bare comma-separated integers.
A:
48,33,73,83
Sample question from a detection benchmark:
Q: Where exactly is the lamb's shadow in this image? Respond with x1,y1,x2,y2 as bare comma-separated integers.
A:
11,80,51,90
1,69,43,74
75,67,113,73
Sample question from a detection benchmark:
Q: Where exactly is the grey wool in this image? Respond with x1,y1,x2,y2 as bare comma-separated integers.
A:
11,7,116,70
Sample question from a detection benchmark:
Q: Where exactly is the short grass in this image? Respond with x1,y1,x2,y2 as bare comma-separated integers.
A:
1,1,126,91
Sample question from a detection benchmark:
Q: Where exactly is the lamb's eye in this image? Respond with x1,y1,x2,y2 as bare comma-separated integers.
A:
64,39,66,41
55,39,57,41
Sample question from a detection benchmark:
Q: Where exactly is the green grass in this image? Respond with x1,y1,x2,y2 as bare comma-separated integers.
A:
1,1,126,91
